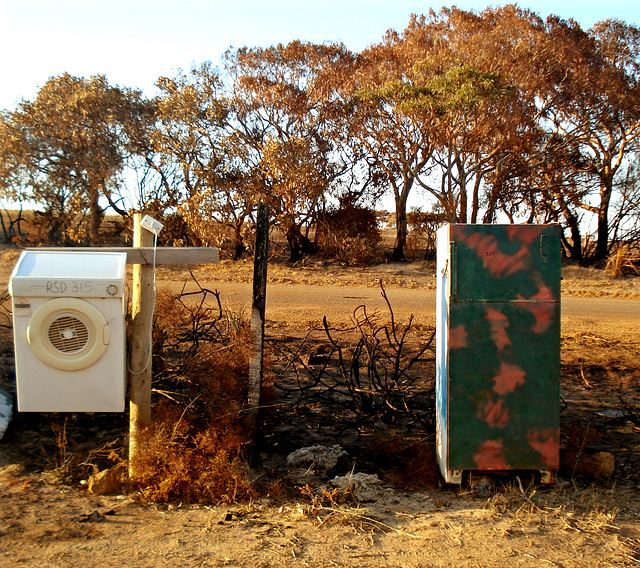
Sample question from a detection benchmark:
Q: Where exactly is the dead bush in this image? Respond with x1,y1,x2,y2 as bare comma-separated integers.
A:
316,202,384,266
132,404,255,504
605,243,640,278
272,280,435,432
131,277,255,504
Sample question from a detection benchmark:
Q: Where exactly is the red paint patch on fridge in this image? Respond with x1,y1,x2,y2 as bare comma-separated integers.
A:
477,397,510,428
517,300,556,334
506,225,543,245
449,325,468,349
473,440,509,470
527,428,560,468
530,282,555,302
456,229,531,276
485,307,511,350
492,362,526,395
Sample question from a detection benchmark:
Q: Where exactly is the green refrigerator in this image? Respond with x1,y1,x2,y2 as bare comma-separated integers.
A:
436,224,561,484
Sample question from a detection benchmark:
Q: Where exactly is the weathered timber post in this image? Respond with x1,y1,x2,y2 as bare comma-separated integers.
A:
128,213,155,479
247,205,269,438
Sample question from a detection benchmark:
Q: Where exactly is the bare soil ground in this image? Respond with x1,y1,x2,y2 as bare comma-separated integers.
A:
1,248,640,567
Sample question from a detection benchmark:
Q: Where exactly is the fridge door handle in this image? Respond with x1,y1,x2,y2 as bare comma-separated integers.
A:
540,235,548,257
450,242,458,298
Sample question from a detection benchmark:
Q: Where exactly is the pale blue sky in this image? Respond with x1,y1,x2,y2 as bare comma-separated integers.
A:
0,0,638,110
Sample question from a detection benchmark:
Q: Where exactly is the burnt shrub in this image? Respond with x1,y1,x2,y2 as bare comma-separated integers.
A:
316,202,383,266
131,283,256,504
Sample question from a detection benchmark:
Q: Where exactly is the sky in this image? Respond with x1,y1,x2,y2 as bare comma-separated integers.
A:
1,0,639,111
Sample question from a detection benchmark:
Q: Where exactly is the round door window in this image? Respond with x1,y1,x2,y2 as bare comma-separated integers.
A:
27,298,110,371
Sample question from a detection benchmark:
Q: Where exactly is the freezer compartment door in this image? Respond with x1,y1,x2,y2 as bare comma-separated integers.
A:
449,224,561,302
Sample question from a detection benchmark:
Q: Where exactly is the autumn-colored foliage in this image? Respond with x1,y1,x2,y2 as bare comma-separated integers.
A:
131,289,255,504
316,201,383,265
1,7,639,263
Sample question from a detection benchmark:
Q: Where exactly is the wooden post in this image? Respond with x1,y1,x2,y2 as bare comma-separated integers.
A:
128,213,155,479
247,205,269,436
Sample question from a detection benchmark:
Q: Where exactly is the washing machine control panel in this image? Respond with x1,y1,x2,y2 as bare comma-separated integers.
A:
8,251,127,299
10,278,123,298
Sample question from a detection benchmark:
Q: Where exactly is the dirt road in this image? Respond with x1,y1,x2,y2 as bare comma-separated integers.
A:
164,280,640,335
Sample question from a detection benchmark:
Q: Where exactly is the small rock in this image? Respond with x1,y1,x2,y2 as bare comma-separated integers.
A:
580,451,615,479
306,353,328,366
88,465,125,495
78,510,106,523
286,445,347,471
331,472,383,502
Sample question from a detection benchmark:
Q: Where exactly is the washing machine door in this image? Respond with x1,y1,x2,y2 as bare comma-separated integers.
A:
26,298,110,372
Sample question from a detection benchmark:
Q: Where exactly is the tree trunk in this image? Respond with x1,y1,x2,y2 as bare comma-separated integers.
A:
549,185,582,261
458,176,468,224
286,222,313,262
565,211,583,261
594,177,614,262
89,185,102,245
232,223,245,260
470,164,483,223
392,205,408,261
392,182,411,262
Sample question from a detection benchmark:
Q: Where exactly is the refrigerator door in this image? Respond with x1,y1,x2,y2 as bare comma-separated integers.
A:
447,300,560,471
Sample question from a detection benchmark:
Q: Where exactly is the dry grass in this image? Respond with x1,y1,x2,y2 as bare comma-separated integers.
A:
562,262,640,297
183,257,437,289
130,287,257,504
606,245,640,278
131,404,256,504
485,481,621,535
297,484,424,536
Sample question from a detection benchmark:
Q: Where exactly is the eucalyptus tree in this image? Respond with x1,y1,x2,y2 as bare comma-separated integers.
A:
0,74,147,243
346,8,532,260
488,11,640,261
154,63,258,256
393,7,640,263
609,153,640,248
542,17,640,260
345,31,438,261
224,40,354,261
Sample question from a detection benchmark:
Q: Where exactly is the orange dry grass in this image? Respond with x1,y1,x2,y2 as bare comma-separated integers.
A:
132,288,256,504
132,404,255,504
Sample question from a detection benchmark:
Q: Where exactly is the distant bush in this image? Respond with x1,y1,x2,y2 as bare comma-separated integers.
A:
316,202,384,266
406,209,446,261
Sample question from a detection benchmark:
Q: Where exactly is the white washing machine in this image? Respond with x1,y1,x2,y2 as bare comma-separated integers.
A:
9,251,128,412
